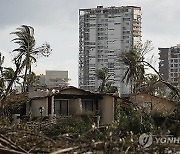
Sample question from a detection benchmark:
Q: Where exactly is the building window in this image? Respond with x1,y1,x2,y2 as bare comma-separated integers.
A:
54,100,68,115
114,23,121,25
124,8,129,12
171,54,178,58
123,36,129,39
174,64,178,67
174,59,178,63
82,99,94,111
123,18,130,21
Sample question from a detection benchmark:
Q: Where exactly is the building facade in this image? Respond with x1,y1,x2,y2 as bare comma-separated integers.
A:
78,6,141,94
36,70,69,88
28,86,117,124
158,48,169,81
130,93,176,116
159,45,180,88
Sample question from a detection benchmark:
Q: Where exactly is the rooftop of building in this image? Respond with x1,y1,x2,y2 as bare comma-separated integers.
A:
79,5,141,13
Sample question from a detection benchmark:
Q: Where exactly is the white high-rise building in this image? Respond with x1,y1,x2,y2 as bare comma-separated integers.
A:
78,6,142,94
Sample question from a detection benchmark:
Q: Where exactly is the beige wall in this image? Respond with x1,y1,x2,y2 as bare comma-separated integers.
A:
30,98,48,117
51,96,55,115
68,98,82,115
98,95,114,124
130,94,175,116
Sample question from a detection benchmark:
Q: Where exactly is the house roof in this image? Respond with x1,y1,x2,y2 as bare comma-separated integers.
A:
3,87,133,110
131,93,177,105
53,86,96,95
29,86,103,100
2,92,29,109
53,86,104,99
29,86,124,100
7,92,29,102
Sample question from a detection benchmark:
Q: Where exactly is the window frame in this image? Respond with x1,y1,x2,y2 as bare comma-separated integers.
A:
54,99,69,116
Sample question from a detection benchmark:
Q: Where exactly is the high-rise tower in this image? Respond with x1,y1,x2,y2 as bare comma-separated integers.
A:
159,45,180,89
78,6,141,94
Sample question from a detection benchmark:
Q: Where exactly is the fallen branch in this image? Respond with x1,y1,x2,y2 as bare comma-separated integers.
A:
0,135,28,153
75,125,106,142
124,146,131,154
6,130,56,144
51,141,104,154
0,147,26,154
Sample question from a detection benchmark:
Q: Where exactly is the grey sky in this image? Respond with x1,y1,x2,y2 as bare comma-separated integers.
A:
0,0,180,86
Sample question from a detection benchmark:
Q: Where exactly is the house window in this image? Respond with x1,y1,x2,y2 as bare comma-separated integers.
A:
82,99,94,111
54,100,68,115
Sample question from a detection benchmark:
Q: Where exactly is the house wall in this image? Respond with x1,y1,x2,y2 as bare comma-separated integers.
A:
54,97,84,116
30,98,49,117
58,89,93,115
26,102,30,115
130,94,175,116
68,98,82,115
98,95,114,123
51,96,55,115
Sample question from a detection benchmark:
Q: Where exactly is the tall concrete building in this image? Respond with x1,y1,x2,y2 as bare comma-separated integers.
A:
78,6,141,94
158,48,169,81
159,45,180,89
36,70,69,88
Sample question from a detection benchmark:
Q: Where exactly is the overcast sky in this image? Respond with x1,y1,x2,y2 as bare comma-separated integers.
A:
0,0,180,86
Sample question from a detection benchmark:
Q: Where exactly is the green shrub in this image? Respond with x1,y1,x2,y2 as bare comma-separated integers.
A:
114,105,155,135
42,115,93,138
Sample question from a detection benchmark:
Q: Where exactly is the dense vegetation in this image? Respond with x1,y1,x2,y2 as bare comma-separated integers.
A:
0,103,179,153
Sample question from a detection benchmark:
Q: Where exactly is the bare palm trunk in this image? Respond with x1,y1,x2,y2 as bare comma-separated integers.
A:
23,51,31,92
22,65,28,92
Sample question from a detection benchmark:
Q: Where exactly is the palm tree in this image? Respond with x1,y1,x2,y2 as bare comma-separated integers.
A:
137,73,166,96
120,48,145,93
26,72,37,91
95,67,110,93
2,67,15,90
0,53,4,75
0,78,5,96
120,40,179,97
0,53,5,96
95,67,117,93
11,25,51,92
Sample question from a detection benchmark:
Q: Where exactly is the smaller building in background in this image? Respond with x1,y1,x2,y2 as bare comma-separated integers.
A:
130,93,176,116
159,44,180,89
36,70,69,88
158,47,169,81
